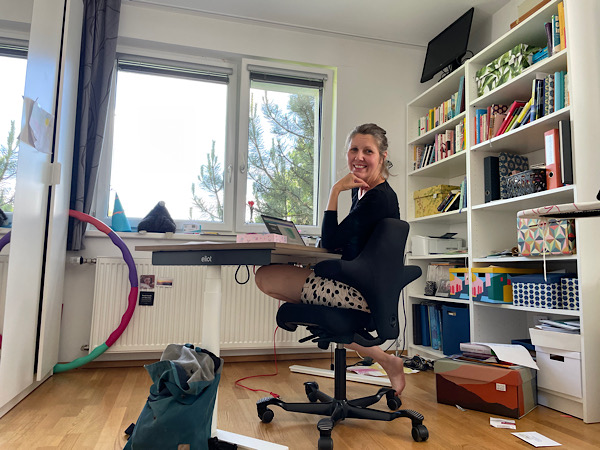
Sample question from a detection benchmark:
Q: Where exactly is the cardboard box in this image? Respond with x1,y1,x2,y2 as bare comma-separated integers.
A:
236,233,287,243
475,44,539,96
471,267,540,303
413,184,459,218
517,218,576,256
435,357,537,418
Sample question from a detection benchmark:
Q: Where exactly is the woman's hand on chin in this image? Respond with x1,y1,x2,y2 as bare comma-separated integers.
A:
335,172,369,192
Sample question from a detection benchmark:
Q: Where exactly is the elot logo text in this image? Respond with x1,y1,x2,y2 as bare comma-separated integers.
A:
201,255,212,263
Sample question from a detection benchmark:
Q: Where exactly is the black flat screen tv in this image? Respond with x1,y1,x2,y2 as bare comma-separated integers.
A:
420,7,474,83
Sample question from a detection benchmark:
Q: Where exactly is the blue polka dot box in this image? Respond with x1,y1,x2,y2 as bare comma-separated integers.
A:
511,273,578,310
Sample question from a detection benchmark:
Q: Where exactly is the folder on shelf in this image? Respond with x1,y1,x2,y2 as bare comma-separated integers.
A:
419,303,431,347
558,119,573,185
484,156,500,203
544,128,562,190
441,304,470,356
412,303,422,346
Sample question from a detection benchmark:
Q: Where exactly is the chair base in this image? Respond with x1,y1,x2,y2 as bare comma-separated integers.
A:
255,346,429,449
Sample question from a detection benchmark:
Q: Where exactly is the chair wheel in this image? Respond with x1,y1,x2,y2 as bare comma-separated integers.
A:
386,395,402,410
318,436,333,450
305,381,319,402
258,408,274,423
411,424,429,442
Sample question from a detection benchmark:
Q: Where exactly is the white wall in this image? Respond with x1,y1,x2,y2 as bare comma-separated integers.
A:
3,0,517,363
59,2,428,362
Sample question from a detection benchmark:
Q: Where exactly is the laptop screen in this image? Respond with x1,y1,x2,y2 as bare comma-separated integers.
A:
260,215,306,246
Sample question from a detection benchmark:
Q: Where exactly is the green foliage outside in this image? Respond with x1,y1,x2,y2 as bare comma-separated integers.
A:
192,91,317,225
0,120,19,212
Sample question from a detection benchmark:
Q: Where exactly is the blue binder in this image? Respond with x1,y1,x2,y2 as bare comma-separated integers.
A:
441,304,470,356
419,303,431,347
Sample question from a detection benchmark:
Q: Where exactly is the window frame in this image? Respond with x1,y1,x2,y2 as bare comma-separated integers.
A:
235,58,334,236
95,50,334,237
95,50,238,232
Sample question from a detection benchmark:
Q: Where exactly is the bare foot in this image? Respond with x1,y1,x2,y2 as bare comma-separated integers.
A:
380,354,406,396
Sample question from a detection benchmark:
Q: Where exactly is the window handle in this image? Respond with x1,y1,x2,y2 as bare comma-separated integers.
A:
227,164,233,183
239,163,246,174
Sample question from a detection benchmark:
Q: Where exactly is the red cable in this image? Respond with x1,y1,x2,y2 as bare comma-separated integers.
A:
234,323,281,398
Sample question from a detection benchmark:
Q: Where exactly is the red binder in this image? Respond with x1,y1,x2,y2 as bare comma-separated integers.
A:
544,128,562,189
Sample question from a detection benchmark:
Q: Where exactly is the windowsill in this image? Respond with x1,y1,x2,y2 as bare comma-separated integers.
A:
84,229,238,242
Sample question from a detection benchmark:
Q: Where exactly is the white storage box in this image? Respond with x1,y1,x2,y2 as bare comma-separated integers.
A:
535,346,582,398
529,328,581,352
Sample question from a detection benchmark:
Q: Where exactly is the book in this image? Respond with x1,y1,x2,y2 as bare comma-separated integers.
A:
428,303,441,350
558,119,573,184
513,98,533,130
544,21,553,57
475,108,487,143
552,14,561,54
443,192,461,212
437,190,458,212
419,303,431,347
456,75,465,115
505,106,523,132
495,101,527,136
558,1,566,50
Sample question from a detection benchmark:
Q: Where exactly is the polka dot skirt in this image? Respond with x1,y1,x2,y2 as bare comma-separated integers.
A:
300,271,370,312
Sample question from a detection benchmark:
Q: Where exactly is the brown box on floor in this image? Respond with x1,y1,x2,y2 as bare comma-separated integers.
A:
435,357,537,419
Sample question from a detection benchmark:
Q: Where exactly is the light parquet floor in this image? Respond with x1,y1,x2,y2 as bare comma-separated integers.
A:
1,357,599,449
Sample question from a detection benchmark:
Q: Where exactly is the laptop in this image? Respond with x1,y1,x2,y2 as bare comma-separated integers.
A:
260,214,306,246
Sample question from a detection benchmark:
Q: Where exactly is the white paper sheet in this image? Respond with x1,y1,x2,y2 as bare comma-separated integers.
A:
478,342,539,369
512,432,561,447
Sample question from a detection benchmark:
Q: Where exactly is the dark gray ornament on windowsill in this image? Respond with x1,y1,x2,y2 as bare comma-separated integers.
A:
138,201,177,233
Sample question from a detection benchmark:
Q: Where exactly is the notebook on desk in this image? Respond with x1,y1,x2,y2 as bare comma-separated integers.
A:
260,214,306,246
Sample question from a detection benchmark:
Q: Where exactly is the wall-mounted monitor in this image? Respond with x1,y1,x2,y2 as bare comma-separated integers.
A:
420,7,474,83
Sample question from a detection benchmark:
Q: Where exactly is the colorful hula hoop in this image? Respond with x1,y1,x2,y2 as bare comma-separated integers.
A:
53,210,138,373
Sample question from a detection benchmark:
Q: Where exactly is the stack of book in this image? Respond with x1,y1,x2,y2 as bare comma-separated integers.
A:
413,129,459,170
535,318,580,334
416,75,465,136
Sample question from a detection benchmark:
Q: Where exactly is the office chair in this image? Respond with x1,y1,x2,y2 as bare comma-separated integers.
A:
256,219,428,449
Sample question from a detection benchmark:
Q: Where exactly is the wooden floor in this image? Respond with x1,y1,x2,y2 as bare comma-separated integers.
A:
1,357,600,449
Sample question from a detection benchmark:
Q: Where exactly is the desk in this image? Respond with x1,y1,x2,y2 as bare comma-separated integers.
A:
135,242,340,450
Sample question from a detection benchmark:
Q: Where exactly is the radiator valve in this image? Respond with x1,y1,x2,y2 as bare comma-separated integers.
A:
69,256,97,265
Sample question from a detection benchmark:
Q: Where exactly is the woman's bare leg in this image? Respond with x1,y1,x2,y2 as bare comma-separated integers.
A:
346,342,406,396
255,264,312,303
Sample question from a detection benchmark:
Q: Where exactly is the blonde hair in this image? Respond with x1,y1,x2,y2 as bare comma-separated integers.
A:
345,123,390,179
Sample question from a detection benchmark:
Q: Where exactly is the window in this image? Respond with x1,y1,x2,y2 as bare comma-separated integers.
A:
98,55,333,235
237,60,333,235
99,56,234,230
0,44,27,217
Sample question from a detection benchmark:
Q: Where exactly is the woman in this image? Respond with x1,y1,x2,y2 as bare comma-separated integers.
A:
255,123,406,396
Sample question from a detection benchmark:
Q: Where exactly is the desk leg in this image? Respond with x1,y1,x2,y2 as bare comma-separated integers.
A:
202,265,222,437
202,265,287,450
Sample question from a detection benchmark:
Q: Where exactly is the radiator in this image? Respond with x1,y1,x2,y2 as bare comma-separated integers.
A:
89,257,311,353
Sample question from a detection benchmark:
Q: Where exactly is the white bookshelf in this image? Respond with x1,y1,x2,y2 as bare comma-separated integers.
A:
404,0,600,423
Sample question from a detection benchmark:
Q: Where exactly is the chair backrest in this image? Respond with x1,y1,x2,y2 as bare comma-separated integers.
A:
312,218,421,345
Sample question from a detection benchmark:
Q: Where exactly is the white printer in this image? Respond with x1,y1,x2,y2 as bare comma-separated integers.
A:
411,234,463,256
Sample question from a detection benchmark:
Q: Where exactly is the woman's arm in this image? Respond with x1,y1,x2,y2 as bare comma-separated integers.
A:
326,173,368,211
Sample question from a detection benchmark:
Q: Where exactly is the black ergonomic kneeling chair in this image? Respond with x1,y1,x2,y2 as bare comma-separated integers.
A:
256,219,428,449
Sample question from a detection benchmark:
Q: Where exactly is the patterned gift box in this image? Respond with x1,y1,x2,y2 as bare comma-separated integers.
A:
413,184,459,218
561,278,580,310
449,268,469,299
475,44,539,96
499,152,529,199
517,218,576,256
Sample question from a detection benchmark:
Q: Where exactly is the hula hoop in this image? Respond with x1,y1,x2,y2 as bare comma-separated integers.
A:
53,210,138,373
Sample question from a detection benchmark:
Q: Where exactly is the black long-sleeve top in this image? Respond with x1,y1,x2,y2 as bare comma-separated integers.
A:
321,180,400,260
